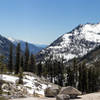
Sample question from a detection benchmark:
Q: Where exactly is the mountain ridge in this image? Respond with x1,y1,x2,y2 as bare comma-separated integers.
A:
7,37,47,54
0,34,17,61
37,23,100,62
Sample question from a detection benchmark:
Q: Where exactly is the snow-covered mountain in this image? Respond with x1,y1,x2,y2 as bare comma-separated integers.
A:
7,37,46,54
37,23,100,62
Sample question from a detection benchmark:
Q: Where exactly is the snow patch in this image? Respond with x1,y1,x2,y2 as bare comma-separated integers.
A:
1,74,48,96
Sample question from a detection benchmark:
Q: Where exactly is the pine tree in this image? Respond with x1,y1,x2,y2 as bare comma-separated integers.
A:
21,56,24,70
88,67,92,92
42,60,47,78
60,58,65,86
42,63,48,79
0,76,2,95
91,67,97,92
28,54,36,73
0,56,5,95
73,58,78,88
78,64,82,91
3,64,8,74
47,56,54,82
46,59,51,78
80,62,88,93
57,60,64,86
53,60,58,84
92,62,100,92
67,58,78,87
15,43,21,74
67,66,74,86
18,67,23,84
94,67,100,91
88,66,99,93
37,61,42,77
24,42,29,72
49,62,53,83
8,43,13,73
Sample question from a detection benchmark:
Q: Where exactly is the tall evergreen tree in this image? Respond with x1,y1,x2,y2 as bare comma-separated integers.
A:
88,67,93,93
0,74,2,95
15,43,21,74
42,63,48,79
47,56,54,82
73,58,78,88
88,67,99,93
8,43,13,73
24,42,29,71
93,62,100,92
67,58,78,87
80,62,88,93
91,67,97,92
49,62,53,82
0,56,5,95
37,61,42,77
28,54,36,73
78,64,82,91
67,66,74,86
20,56,24,70
57,61,64,86
42,60,47,78
18,67,23,84
53,60,58,84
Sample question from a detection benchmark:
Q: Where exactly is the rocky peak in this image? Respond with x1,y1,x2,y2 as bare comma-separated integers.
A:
37,23,100,62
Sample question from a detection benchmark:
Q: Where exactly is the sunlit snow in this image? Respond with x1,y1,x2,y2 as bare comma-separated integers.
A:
40,23,100,61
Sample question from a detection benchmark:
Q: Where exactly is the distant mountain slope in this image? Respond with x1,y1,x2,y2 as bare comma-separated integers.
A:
78,45,100,65
7,37,47,54
0,35,16,60
37,23,100,62
35,44,47,48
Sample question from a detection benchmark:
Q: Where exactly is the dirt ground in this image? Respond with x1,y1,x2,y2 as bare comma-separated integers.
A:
71,92,100,100
10,92,100,100
10,97,56,100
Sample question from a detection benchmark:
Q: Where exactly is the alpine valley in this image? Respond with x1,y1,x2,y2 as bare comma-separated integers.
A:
0,34,47,60
1,23,100,100
7,37,47,54
0,23,100,63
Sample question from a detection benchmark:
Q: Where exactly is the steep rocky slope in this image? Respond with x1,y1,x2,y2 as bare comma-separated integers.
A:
37,23,100,62
78,45,100,65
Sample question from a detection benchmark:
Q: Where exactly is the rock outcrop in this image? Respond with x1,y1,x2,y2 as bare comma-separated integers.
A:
56,94,70,100
59,86,81,98
1,73,49,98
45,84,61,97
2,83,27,98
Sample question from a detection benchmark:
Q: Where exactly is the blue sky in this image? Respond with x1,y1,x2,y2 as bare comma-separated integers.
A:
0,0,100,44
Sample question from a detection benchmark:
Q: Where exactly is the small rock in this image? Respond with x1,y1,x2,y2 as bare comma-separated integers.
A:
45,84,61,97
59,86,81,98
